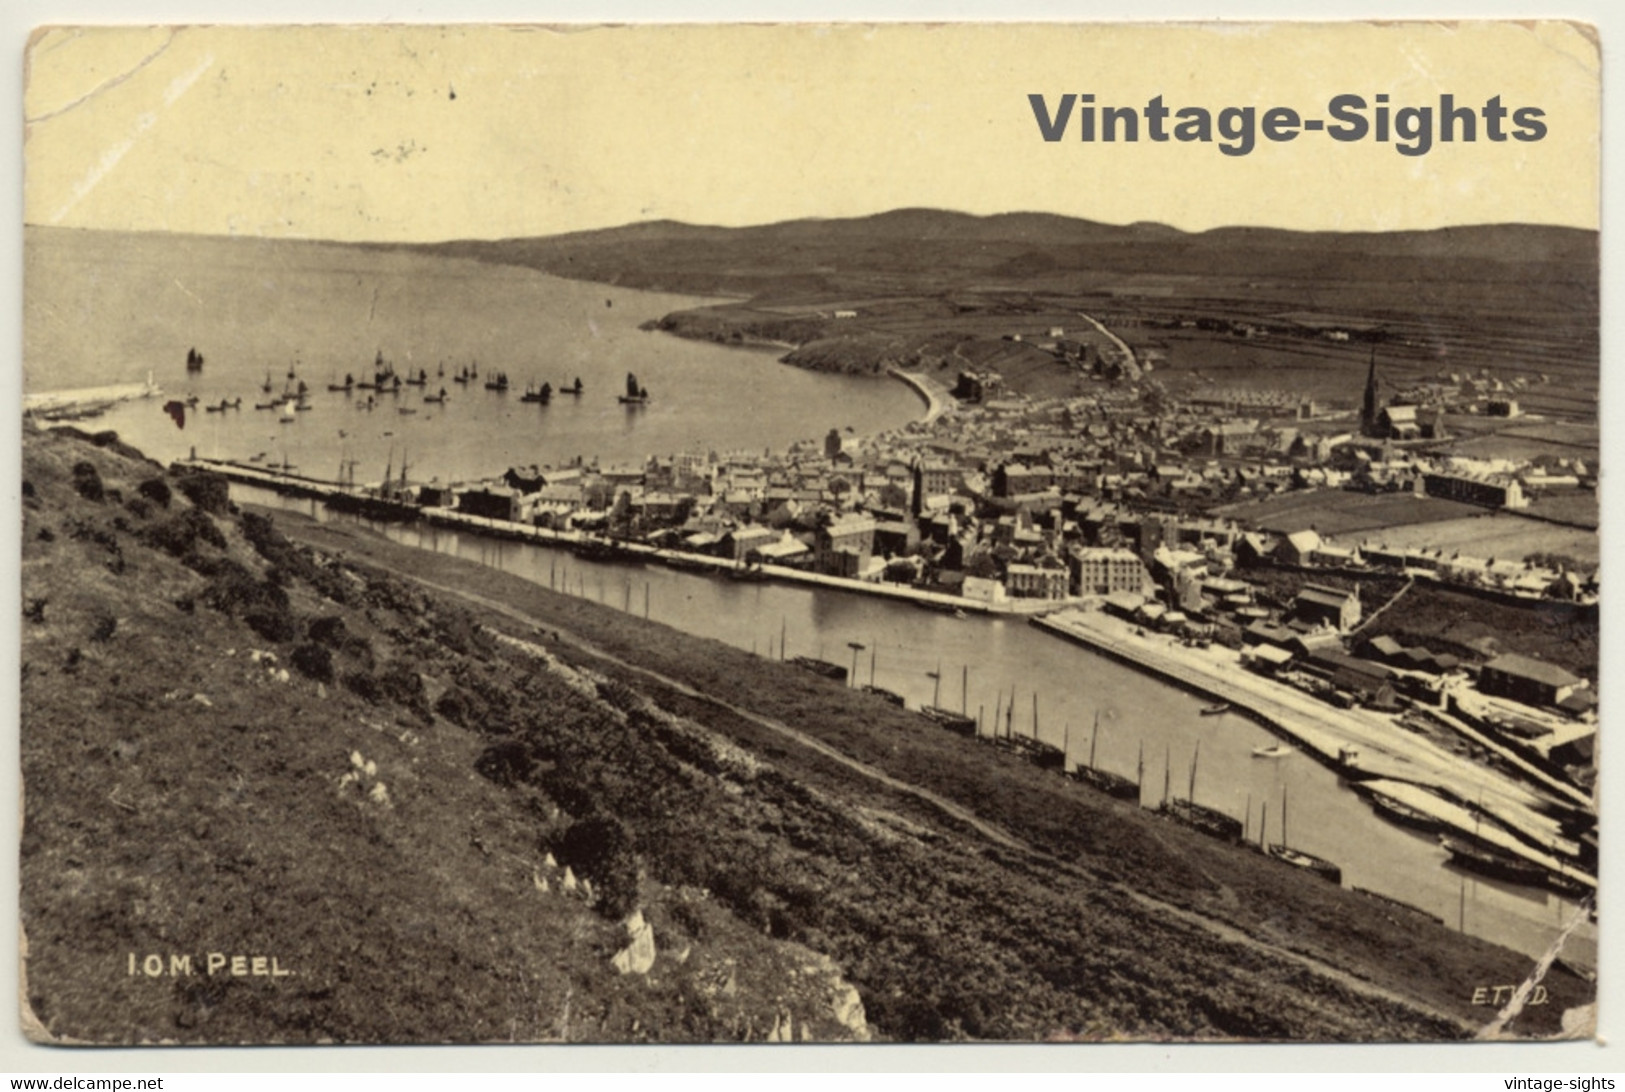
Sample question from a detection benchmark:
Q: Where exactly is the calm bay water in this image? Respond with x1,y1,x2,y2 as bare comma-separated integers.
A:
250,488,1596,972
27,228,922,482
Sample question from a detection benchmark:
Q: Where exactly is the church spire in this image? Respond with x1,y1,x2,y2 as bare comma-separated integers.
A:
1360,346,1380,436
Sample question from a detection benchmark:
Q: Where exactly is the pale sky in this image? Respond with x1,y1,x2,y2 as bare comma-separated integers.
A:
22,21,1601,242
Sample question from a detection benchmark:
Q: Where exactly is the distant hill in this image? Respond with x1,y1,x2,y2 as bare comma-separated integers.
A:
408,208,1598,301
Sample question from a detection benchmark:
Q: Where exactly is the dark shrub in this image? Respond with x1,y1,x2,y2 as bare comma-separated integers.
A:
475,739,534,787
145,508,226,558
201,563,287,616
245,608,299,643
171,468,231,515
71,462,104,502
434,686,481,728
89,612,117,642
124,497,153,520
555,814,641,919
290,642,335,684
23,598,46,623
342,671,384,704
377,662,425,707
308,616,348,646
137,477,172,508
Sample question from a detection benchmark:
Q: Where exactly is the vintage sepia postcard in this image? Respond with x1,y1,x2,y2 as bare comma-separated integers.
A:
19,21,1600,1045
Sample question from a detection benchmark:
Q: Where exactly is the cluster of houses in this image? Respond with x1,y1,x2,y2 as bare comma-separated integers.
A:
379,368,1594,739
391,369,1593,607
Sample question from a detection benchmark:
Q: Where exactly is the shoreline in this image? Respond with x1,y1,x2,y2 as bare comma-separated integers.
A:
1031,608,1594,892
885,366,950,424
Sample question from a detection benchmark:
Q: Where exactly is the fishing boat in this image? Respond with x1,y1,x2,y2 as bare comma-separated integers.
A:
570,538,641,564
1071,764,1139,801
560,377,584,396
1266,844,1343,885
328,373,356,392
1200,703,1231,716
260,370,273,394
1251,744,1294,759
1070,712,1140,798
618,372,650,404
790,656,848,684
1159,799,1244,842
1365,790,1443,834
860,685,907,708
520,381,553,404
919,706,976,737
1260,784,1342,883
404,368,428,387
1547,870,1596,899
1439,836,1548,887
185,347,205,373
423,388,449,404
203,397,242,413
484,371,510,392
1009,734,1066,769
1159,739,1243,840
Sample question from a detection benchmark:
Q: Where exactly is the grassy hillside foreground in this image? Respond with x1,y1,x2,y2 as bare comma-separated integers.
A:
20,426,1593,1043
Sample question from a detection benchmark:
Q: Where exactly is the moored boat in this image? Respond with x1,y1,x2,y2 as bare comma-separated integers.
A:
790,656,848,684
1159,799,1244,842
1071,764,1139,801
1200,703,1230,716
1439,836,1548,887
1366,790,1443,834
1266,844,1343,884
919,705,977,737
1252,744,1293,759
860,685,907,708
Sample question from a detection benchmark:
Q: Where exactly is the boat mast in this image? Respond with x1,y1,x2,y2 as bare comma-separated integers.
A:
1188,739,1200,803
1089,710,1100,770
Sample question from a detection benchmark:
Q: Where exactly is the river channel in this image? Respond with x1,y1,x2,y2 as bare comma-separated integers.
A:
245,487,1597,972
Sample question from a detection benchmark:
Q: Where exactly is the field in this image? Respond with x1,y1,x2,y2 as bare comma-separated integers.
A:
1329,514,1600,567
1212,490,1482,538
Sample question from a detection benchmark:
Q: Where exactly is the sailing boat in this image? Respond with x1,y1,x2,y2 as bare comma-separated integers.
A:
1158,739,1243,841
1265,785,1343,884
618,372,650,404
1070,710,1137,799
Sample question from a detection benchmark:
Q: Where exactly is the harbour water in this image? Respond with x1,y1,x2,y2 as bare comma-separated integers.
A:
26,229,923,482
247,487,1597,973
